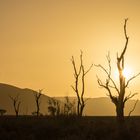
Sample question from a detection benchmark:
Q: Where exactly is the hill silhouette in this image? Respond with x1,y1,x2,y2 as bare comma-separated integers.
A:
0,83,50,115
0,83,139,116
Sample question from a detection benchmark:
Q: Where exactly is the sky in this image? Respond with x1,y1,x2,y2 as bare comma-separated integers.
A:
1,0,140,98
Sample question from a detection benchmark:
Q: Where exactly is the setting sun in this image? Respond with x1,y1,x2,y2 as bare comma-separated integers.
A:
114,66,133,80
122,67,132,79
1,1,140,139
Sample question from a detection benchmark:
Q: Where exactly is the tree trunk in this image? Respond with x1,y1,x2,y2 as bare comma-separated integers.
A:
116,70,125,123
36,102,39,116
77,100,80,116
15,111,18,117
116,102,124,123
79,104,85,116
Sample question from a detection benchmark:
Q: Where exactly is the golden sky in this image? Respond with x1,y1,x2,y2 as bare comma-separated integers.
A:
1,0,140,98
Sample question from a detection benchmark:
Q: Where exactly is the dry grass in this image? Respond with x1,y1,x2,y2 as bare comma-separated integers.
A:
0,116,139,140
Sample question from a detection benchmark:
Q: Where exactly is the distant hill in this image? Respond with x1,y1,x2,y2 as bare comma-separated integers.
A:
0,83,50,115
55,97,140,116
0,83,140,116
84,97,140,116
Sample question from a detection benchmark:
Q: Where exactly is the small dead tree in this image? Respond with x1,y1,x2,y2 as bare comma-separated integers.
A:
48,97,60,116
128,99,139,117
63,96,76,116
34,89,42,116
71,51,93,116
95,19,140,122
9,94,21,117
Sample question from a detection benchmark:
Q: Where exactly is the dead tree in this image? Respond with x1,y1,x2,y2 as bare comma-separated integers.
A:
63,96,76,116
48,97,60,116
95,19,140,122
34,89,42,116
71,51,93,116
128,99,139,117
9,94,21,117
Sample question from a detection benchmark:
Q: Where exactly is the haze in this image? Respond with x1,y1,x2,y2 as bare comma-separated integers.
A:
1,0,140,98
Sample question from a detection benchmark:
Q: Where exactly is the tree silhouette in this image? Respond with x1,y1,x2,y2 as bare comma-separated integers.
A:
71,51,93,116
9,94,21,117
34,89,42,116
95,19,140,122
48,97,60,116
63,96,76,116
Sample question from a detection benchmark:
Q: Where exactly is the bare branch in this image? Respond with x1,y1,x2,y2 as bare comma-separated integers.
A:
81,65,85,106
109,79,119,94
95,64,108,75
84,97,91,106
71,85,76,92
124,92,138,103
128,99,139,117
108,84,117,89
9,94,21,116
96,75,104,87
106,52,111,77
84,64,93,75
96,75,113,99
95,53,119,94
125,73,140,87
118,18,129,61
71,51,92,116
124,18,129,40
78,53,83,75
71,56,78,76
34,89,42,116
71,85,81,105
95,64,119,94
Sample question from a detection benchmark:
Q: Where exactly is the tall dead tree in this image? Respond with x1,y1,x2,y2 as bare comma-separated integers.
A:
34,89,42,116
95,19,140,122
71,51,93,116
9,94,21,117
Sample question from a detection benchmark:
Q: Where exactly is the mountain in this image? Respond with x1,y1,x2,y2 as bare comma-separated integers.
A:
55,97,140,116
84,97,140,116
0,83,50,115
0,83,140,116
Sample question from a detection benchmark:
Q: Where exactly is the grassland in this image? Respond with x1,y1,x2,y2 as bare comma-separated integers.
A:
0,116,140,140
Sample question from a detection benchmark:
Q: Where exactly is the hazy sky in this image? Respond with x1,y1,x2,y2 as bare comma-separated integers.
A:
1,0,140,98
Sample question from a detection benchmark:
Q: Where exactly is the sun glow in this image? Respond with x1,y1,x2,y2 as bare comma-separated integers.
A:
122,68,132,79
114,66,132,80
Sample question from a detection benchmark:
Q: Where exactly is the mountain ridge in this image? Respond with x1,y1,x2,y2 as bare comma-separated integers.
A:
0,83,139,116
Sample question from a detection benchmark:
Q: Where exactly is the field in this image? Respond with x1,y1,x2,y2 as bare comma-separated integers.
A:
0,116,140,140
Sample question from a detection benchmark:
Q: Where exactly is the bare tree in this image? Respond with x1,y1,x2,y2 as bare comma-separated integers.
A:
63,96,76,116
128,99,139,117
34,89,42,116
9,94,21,117
48,97,60,116
71,51,93,116
95,19,140,122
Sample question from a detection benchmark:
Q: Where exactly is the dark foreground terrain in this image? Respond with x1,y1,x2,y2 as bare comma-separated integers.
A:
0,116,140,140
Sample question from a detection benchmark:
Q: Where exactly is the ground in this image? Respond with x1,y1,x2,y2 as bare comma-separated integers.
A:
0,116,139,140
